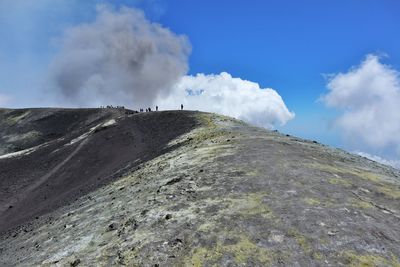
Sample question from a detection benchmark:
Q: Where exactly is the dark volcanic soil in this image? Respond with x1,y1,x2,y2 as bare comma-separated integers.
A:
0,108,196,233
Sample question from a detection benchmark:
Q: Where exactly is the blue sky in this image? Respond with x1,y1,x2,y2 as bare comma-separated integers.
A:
1,0,400,165
156,0,400,147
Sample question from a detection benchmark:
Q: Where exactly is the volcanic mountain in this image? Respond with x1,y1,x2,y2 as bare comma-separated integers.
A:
0,108,399,266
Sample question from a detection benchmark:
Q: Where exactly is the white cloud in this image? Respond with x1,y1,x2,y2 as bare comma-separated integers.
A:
356,151,400,169
158,72,295,128
322,54,400,154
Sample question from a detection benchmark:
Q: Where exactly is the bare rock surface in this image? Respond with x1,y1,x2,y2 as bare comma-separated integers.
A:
0,109,400,266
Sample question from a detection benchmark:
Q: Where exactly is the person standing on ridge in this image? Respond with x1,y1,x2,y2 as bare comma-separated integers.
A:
181,104,183,110
156,106,158,111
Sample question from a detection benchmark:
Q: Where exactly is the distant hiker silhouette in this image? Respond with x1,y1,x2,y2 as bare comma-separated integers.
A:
181,104,183,110
156,106,158,111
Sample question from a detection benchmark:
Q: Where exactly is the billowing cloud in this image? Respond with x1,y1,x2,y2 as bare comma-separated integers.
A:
49,5,191,107
322,54,400,156
158,72,295,128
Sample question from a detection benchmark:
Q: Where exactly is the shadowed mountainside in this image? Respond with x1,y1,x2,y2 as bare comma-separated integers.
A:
0,108,400,266
0,108,197,234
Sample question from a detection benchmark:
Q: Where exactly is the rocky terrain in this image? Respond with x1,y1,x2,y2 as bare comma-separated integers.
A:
0,108,399,266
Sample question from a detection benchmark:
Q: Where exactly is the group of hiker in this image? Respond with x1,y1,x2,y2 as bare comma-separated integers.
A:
139,104,184,112
100,104,184,112
99,105,125,109
139,106,158,112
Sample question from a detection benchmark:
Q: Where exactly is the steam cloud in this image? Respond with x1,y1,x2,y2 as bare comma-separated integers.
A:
50,5,190,107
158,72,295,128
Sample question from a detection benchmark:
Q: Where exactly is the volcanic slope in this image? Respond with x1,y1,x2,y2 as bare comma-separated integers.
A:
0,108,197,234
1,109,400,266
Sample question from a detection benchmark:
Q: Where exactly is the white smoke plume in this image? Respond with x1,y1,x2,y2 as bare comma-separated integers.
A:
49,5,191,107
158,72,295,128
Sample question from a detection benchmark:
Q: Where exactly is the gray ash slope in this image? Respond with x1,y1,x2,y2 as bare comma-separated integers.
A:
0,108,197,234
0,108,400,266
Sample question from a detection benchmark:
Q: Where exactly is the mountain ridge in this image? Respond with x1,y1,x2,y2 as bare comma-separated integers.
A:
0,108,399,266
